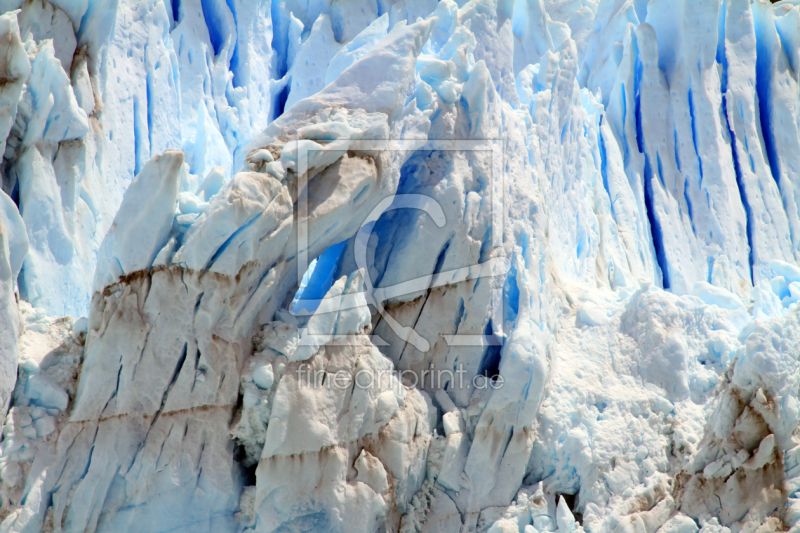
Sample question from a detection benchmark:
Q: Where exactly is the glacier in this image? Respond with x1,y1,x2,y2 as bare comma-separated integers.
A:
1,0,800,532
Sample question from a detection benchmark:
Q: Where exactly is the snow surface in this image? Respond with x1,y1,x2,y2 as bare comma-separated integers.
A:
1,0,800,532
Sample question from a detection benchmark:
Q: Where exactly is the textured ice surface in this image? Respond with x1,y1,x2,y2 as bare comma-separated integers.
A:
3,0,800,532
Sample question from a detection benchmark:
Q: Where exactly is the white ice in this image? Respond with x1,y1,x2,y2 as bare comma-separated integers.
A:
2,1,800,533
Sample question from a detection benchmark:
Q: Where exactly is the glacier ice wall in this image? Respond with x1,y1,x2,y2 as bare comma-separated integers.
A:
2,0,800,532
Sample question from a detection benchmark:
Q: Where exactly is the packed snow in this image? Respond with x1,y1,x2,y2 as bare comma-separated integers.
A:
2,0,800,532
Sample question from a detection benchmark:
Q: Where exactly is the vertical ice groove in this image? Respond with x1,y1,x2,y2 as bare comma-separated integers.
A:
687,88,704,184
754,3,781,190
723,93,755,284
200,0,229,56
643,153,669,289
133,96,143,177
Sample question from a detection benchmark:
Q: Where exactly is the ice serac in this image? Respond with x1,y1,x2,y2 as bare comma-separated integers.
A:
247,272,436,533
0,15,435,533
0,11,29,168
238,16,437,324
0,188,27,414
0,0,280,318
92,150,183,292
4,166,292,532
